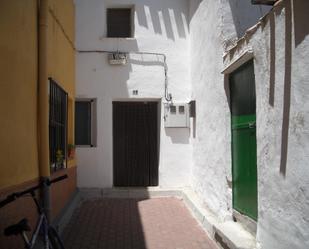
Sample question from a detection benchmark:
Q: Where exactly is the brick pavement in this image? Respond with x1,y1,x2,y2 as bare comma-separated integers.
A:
62,197,218,249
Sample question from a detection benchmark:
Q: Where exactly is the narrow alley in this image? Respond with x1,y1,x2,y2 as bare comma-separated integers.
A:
1,0,309,249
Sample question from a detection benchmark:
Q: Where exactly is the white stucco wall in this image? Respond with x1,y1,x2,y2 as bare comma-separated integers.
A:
189,0,232,220
190,0,309,248
75,0,309,247
75,0,192,188
222,2,309,248
189,0,270,221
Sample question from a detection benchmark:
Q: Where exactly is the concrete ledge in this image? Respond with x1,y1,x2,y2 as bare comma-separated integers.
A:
181,188,219,236
53,190,81,234
181,188,256,249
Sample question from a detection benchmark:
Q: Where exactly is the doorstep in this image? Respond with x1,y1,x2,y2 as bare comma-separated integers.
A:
213,222,256,249
56,187,257,249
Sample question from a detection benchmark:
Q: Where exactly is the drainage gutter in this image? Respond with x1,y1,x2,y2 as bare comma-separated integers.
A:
38,0,51,221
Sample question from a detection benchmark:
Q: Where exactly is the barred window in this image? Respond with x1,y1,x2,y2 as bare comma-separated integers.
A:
49,78,68,172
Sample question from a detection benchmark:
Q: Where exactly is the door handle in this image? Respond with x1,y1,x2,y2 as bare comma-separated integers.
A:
249,122,256,128
232,122,256,130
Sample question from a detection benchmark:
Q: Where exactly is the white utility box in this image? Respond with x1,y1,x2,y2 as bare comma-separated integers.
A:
164,103,190,128
108,53,127,65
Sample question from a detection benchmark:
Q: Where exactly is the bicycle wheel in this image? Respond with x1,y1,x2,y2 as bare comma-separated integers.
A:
48,226,65,249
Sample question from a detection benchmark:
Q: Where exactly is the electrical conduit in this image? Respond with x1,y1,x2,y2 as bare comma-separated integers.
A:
38,0,51,221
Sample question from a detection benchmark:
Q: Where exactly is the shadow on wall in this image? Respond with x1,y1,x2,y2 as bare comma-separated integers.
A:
228,0,272,38
224,75,231,111
189,0,202,22
128,54,165,67
268,10,276,107
280,0,292,177
135,0,189,40
293,0,309,47
165,128,190,144
266,0,293,177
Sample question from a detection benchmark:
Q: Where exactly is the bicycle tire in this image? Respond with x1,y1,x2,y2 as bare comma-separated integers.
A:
48,226,65,249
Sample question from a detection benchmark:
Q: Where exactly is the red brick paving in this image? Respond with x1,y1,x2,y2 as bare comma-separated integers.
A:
62,197,218,249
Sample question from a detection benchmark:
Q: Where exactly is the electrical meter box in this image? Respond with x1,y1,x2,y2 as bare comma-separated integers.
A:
164,103,190,128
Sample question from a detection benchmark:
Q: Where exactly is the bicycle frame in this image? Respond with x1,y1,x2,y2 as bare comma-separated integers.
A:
22,213,49,249
0,174,68,249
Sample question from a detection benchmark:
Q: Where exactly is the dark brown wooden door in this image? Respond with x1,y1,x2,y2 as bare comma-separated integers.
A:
113,102,159,187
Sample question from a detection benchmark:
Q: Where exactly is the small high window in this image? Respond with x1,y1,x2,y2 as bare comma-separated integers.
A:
107,8,132,38
75,99,96,147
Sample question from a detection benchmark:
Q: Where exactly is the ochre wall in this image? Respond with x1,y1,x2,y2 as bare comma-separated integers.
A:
0,1,76,246
0,2,40,247
0,0,39,190
0,0,76,190
48,0,76,168
47,0,77,220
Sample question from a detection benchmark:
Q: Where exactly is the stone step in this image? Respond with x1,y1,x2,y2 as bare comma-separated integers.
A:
214,221,256,249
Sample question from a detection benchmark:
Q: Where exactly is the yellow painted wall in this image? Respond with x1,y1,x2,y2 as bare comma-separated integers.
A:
0,0,76,190
47,0,76,167
0,0,39,189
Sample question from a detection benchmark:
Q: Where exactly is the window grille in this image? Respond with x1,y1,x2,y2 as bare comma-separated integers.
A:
49,78,68,172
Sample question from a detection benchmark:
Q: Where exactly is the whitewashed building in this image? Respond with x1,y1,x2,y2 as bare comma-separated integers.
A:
74,0,309,248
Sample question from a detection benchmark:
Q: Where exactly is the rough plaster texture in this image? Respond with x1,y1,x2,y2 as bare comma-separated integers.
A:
75,0,192,188
75,0,309,248
189,0,277,222
189,0,233,221
222,1,309,249
189,0,272,222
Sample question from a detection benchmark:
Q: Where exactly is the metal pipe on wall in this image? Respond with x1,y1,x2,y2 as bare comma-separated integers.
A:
78,50,173,102
38,0,51,221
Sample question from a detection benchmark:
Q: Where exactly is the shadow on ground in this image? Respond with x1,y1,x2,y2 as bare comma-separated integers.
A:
62,197,218,249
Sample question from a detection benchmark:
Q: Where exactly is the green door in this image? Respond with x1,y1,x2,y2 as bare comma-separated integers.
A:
230,60,257,221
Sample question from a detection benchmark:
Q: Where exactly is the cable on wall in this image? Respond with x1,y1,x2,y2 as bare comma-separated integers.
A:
77,50,173,102
48,7,76,51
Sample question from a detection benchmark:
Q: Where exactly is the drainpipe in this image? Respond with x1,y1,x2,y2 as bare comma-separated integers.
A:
38,0,51,222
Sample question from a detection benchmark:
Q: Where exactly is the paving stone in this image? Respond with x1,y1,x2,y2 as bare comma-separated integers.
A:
62,197,218,249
